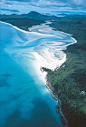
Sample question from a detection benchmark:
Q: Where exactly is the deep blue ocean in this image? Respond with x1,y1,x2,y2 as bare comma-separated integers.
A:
0,21,76,127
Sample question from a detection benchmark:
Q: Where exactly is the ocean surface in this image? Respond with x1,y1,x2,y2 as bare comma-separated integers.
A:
0,21,76,127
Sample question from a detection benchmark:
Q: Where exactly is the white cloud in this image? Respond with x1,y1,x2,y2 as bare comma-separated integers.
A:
0,0,86,8
31,0,67,7
0,0,86,15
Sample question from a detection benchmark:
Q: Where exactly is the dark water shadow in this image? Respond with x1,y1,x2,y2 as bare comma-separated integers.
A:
3,97,61,127
0,74,12,87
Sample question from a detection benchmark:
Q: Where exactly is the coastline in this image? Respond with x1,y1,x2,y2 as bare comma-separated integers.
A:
40,15,86,127
41,67,68,127
48,16,86,127
1,13,86,127
0,20,69,127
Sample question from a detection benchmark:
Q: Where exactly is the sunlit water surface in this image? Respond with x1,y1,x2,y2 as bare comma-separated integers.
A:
0,21,76,127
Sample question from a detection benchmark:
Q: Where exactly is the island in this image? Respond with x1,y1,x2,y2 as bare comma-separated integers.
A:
0,11,86,127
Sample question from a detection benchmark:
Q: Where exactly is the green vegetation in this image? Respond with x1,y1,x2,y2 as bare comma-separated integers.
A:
0,12,86,127
43,15,86,127
0,15,44,31
42,52,86,127
0,11,57,31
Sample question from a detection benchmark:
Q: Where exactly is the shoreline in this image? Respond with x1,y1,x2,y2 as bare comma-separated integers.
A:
1,13,86,127
4,20,75,127
0,21,70,127
48,16,86,127
0,20,77,127
41,68,68,127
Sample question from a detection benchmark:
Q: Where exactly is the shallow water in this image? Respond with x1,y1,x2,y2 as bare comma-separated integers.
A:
0,21,76,127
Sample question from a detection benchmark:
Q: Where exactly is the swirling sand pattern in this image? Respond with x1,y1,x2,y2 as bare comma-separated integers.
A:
0,21,76,127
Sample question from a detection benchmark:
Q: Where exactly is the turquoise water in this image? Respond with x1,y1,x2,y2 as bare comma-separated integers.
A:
0,53,61,127
0,21,76,127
